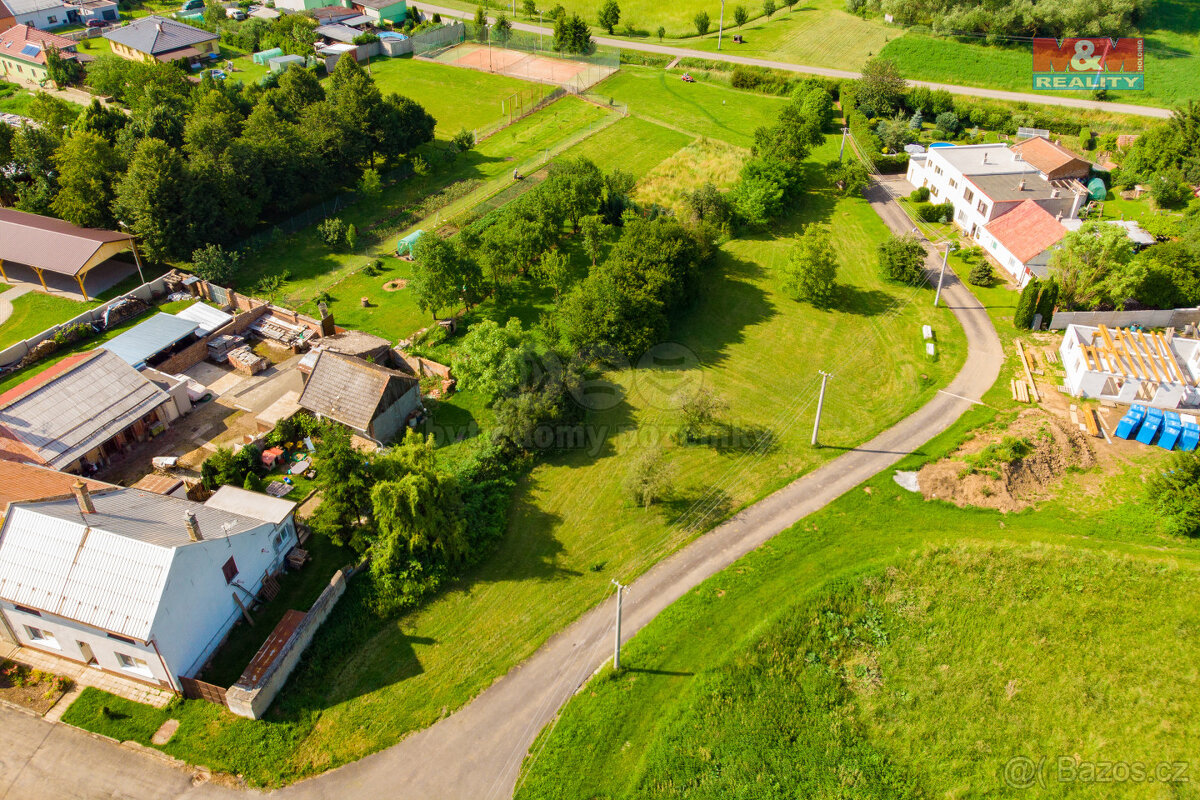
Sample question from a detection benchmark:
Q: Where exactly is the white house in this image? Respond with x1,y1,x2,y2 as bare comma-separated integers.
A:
974,199,1068,287
0,482,297,691
1060,323,1200,408
0,0,118,30
906,141,1088,281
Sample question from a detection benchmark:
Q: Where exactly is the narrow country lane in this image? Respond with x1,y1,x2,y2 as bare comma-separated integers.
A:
417,3,1172,119
0,178,1003,800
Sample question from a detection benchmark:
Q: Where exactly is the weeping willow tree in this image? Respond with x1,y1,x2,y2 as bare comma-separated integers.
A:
369,431,468,613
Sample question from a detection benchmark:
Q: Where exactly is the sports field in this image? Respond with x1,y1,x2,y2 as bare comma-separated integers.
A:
421,41,617,91
366,56,540,136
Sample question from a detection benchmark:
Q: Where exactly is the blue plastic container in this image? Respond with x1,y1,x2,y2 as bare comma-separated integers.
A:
1180,422,1200,452
1158,411,1182,450
1114,404,1147,439
1136,408,1164,445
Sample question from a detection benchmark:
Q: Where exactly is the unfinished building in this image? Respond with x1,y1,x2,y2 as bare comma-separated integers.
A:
1060,323,1200,408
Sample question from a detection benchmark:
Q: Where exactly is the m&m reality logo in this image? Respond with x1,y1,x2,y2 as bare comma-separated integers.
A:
1032,38,1144,90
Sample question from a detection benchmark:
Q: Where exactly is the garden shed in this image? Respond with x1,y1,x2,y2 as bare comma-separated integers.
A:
396,229,424,256
268,54,307,72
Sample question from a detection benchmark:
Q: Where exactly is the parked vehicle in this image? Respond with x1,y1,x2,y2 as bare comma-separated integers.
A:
85,18,107,27
181,0,204,10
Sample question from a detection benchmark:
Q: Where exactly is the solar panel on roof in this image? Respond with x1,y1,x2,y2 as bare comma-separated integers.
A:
20,44,41,58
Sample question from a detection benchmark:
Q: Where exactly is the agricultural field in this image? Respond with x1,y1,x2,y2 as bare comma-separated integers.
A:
514,363,1199,799
634,137,746,214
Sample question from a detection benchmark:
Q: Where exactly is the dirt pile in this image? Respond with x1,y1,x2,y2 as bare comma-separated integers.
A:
918,410,1096,512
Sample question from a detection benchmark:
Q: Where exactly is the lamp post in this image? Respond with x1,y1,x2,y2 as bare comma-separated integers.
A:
718,0,725,49
811,370,831,447
611,579,627,670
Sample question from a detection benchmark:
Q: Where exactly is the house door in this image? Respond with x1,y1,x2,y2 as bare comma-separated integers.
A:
78,641,99,667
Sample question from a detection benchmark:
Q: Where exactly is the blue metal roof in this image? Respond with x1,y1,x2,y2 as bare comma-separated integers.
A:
100,313,199,368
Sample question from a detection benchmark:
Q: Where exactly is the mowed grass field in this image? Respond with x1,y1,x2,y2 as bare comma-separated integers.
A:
514,370,1200,799
366,56,540,137
594,66,789,148
686,0,897,69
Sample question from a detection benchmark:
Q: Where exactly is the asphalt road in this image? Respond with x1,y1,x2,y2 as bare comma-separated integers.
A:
417,4,1172,119
0,177,1003,800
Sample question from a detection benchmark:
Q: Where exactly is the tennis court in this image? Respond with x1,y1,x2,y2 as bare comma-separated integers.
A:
417,31,618,93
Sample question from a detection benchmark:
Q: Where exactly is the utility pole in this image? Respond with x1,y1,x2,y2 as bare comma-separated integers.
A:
839,126,850,161
611,579,626,670
811,370,831,447
718,0,725,49
934,242,953,308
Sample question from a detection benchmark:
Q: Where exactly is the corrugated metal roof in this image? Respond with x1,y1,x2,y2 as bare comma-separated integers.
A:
315,23,359,43
101,313,198,367
0,506,173,639
175,303,232,336
0,350,169,469
298,351,417,432
0,208,131,277
0,487,274,638
30,487,262,547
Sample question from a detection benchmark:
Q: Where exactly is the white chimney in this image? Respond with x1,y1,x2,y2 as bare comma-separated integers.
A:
1018,179,1026,191
1051,188,1059,198
1056,211,1063,222
184,510,203,542
982,152,989,164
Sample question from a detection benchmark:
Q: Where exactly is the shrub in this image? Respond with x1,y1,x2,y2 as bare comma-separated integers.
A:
693,10,710,34
915,201,953,222
1035,279,1059,322
910,186,930,202
1013,277,1040,328
878,234,926,286
190,243,241,285
1078,126,1093,150
934,111,959,136
452,128,475,151
1147,451,1200,537
968,261,993,287
319,217,349,248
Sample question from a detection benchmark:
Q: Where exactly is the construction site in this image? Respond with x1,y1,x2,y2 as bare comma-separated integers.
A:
1059,323,1200,408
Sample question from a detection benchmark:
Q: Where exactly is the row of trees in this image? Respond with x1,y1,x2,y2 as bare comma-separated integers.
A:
879,0,1144,37
0,56,434,264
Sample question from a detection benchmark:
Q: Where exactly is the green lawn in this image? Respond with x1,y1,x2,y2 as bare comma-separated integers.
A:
199,535,356,688
236,95,613,319
685,0,898,69
564,115,694,179
0,293,92,351
513,359,1198,798
366,56,541,138
593,66,789,148
881,2,1200,111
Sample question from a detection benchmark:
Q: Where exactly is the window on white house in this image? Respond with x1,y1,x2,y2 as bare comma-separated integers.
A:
26,626,59,649
222,556,238,584
115,652,150,674
949,178,958,189
963,188,974,203
271,530,287,552
47,14,56,22
977,200,989,216
934,165,943,175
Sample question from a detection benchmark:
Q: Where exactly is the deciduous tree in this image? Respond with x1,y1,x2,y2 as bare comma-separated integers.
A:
782,224,839,306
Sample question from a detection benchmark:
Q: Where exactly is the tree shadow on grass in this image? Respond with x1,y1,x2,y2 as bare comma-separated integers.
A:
835,285,899,317
691,423,779,455
660,486,733,530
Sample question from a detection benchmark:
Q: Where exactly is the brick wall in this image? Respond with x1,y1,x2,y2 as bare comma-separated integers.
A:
155,305,270,375
224,568,350,720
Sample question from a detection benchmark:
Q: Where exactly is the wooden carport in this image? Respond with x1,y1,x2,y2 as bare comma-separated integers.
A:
0,208,143,301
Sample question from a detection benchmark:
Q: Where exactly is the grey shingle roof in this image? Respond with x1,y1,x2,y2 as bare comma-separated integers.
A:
102,15,218,56
24,486,264,547
0,350,169,469
298,350,417,433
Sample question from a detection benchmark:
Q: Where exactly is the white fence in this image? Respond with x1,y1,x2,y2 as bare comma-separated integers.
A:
0,276,170,370
1049,307,1200,331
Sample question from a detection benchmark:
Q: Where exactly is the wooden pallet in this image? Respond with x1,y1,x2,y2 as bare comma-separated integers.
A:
1012,379,1030,403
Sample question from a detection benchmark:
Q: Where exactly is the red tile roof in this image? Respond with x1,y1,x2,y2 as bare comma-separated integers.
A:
0,24,77,67
1010,136,1088,178
0,461,111,515
985,200,1068,265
